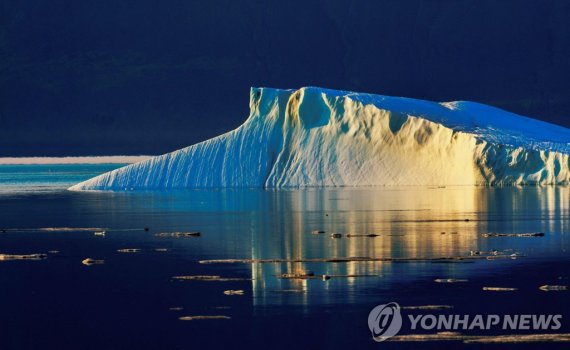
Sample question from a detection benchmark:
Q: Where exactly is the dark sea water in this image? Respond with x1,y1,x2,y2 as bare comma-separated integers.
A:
0,164,569,349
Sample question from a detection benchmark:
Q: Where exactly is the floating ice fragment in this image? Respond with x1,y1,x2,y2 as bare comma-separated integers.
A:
179,315,231,321
346,233,380,238
482,287,518,292
539,285,568,291
117,248,141,253
223,290,244,295
482,232,545,238
0,253,47,261
434,278,468,283
401,305,454,310
82,258,104,266
172,275,250,282
155,232,201,238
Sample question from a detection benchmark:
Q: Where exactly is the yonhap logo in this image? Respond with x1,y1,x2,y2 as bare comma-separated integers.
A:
367,301,563,343
368,302,403,342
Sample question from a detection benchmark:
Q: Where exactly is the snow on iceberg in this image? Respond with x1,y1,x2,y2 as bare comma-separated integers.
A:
69,87,570,190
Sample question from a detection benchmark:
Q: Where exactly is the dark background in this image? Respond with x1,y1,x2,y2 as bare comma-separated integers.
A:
1,0,569,156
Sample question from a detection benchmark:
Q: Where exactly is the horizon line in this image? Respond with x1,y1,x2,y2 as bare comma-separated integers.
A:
0,156,153,165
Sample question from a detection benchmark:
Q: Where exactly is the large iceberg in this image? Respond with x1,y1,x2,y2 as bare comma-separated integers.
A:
70,87,570,190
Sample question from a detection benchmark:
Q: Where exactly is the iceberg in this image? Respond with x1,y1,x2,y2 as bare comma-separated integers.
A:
69,87,570,190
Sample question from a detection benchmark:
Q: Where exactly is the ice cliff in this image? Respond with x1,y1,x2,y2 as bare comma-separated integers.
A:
70,87,570,190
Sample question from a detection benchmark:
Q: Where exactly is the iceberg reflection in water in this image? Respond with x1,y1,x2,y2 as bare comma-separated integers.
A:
232,187,569,307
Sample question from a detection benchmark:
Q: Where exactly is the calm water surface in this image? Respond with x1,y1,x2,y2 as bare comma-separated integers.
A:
0,165,569,349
